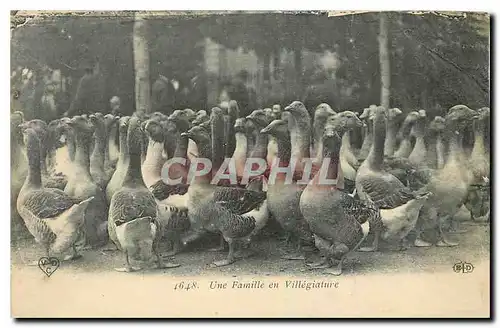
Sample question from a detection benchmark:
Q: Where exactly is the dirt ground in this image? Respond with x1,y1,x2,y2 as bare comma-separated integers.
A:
11,211,490,278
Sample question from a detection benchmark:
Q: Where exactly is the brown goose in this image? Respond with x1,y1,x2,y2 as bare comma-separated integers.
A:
11,112,30,238
142,116,190,256
109,116,180,272
464,107,490,222
358,105,376,160
393,111,421,159
312,103,336,164
407,110,428,166
182,123,268,267
384,107,403,157
417,105,479,247
263,102,315,260
19,119,67,190
17,128,93,263
61,116,108,249
246,109,273,163
300,112,381,275
105,116,131,202
89,113,112,190
355,106,432,252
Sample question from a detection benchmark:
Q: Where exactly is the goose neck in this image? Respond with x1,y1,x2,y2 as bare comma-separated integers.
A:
367,118,386,170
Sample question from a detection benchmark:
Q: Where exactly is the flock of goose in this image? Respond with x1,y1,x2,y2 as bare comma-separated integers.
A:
11,100,490,275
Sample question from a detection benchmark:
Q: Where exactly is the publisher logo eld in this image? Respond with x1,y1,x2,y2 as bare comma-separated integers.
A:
453,261,475,274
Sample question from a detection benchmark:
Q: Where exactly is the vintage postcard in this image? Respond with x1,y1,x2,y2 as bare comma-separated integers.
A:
10,10,490,318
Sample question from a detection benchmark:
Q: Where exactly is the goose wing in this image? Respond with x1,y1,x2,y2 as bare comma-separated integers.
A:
340,193,383,230
110,189,158,226
357,172,415,209
213,187,267,215
212,203,256,238
22,189,77,219
149,180,189,201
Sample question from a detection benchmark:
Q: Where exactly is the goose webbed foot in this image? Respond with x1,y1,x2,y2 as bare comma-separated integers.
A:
307,257,331,269
115,251,143,272
358,230,379,252
323,259,343,276
211,238,236,267
208,235,227,252
114,266,142,272
414,238,433,247
436,239,459,247
437,221,459,247
63,246,83,261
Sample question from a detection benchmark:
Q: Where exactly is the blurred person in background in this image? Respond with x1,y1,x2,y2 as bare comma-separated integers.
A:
110,96,122,116
152,73,176,115
65,60,106,116
39,81,58,122
227,70,256,117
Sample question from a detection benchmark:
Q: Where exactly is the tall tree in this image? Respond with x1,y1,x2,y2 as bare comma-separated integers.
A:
133,12,151,114
378,13,391,109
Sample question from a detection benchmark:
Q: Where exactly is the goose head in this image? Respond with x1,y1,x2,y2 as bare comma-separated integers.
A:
126,116,143,154
89,113,105,134
181,125,211,148
118,116,132,136
183,108,197,122
327,111,364,134
234,117,247,134
397,110,420,139
445,104,479,132
193,110,209,125
103,113,120,132
19,119,48,145
323,115,344,150
47,118,67,148
368,106,387,123
359,107,371,120
168,109,192,133
386,107,403,123
142,119,165,143
246,109,271,129
475,107,490,122
428,116,446,134
314,103,336,121
149,112,167,122
260,119,289,140
63,115,94,140
23,127,41,155
283,100,309,119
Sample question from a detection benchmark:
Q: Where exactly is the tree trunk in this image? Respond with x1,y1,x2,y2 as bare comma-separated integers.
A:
294,48,303,95
133,12,151,114
273,49,280,80
263,51,271,83
378,13,390,109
